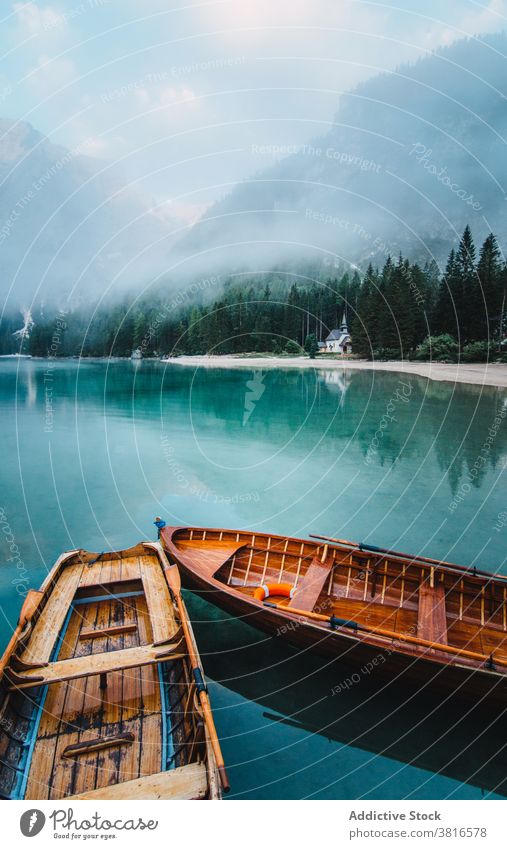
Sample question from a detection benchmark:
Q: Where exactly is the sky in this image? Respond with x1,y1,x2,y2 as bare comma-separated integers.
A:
1,0,507,224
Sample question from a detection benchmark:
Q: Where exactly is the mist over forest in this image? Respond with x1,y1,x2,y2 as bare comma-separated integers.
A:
1,28,507,356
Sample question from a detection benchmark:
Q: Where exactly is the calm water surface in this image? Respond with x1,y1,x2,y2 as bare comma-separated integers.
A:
0,359,506,799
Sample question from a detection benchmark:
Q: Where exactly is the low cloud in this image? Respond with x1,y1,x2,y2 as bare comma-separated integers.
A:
13,1,69,37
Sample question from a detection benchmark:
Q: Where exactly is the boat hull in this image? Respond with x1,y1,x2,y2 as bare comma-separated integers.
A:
162,526,507,708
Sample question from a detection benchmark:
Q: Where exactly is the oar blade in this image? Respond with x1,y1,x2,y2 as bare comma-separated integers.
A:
143,540,182,595
19,589,44,625
163,562,181,596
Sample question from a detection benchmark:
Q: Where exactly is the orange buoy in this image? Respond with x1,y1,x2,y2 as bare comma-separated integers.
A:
253,582,295,602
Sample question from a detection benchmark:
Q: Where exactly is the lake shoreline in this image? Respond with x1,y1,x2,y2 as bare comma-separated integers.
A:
165,356,507,388
3,354,507,389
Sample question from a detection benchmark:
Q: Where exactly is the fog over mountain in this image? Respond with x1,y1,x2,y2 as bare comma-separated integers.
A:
0,119,178,308
2,31,507,313
176,33,507,274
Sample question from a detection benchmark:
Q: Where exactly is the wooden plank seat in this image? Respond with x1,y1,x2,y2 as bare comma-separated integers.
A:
6,637,185,690
418,574,448,644
289,557,335,612
79,623,137,640
67,762,208,801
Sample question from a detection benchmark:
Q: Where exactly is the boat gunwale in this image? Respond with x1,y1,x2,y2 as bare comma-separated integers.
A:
166,525,507,587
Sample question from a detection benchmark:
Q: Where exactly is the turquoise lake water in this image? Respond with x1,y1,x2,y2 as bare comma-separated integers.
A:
0,358,506,799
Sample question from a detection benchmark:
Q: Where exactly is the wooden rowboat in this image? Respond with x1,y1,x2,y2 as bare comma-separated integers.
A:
161,526,507,706
0,541,228,800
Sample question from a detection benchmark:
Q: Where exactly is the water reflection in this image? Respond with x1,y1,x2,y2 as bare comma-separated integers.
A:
181,365,507,498
2,361,506,503
317,368,352,409
0,359,506,799
187,593,507,799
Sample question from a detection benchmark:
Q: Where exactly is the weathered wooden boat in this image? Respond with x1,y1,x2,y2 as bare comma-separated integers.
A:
0,541,228,800
161,526,507,705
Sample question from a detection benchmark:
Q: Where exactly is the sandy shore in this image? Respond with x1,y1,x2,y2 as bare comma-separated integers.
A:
167,356,507,389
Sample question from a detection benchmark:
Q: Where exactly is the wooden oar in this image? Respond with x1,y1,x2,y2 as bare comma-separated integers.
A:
151,544,230,793
263,600,507,670
309,533,502,582
0,589,44,677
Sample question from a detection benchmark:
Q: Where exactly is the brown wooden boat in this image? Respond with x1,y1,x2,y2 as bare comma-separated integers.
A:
161,525,507,706
0,541,228,800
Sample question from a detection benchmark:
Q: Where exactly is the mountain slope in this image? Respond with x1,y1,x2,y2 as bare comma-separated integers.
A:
0,119,176,307
178,33,507,271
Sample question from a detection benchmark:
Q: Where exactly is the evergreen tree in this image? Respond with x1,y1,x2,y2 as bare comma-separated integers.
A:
348,270,361,316
377,257,410,353
422,259,440,318
5,236,503,362
408,263,430,343
133,310,148,350
350,264,378,356
433,249,459,337
304,333,318,359
476,233,502,340
187,306,204,353
497,265,507,349
376,256,396,350
112,311,134,356
455,225,477,341
284,284,302,345
397,258,417,353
